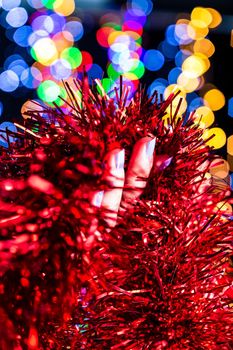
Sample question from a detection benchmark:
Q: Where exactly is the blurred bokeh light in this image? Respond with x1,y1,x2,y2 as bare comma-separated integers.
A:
0,0,232,162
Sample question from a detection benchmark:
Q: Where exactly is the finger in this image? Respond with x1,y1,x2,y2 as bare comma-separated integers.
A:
91,190,104,208
100,148,125,227
119,136,156,212
86,190,104,242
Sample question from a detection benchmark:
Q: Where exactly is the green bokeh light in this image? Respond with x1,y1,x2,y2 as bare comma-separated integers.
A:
135,37,142,45
41,0,56,10
60,47,82,69
97,78,113,96
37,80,61,103
129,60,145,79
48,86,67,107
107,63,121,80
30,47,37,61
103,22,122,31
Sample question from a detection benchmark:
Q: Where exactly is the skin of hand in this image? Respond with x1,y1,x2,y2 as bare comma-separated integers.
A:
92,136,156,228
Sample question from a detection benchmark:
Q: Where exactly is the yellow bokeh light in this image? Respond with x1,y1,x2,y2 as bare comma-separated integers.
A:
227,154,233,172
164,84,186,100
32,38,58,66
210,158,230,179
193,38,215,57
166,98,187,116
175,19,194,43
162,114,183,127
123,72,139,81
206,8,222,28
216,201,232,214
108,31,125,46
194,106,215,128
180,42,194,53
204,89,225,111
177,72,200,93
227,135,233,156
21,100,44,119
53,31,74,53
53,0,75,16
191,7,213,28
187,22,209,40
163,85,187,116
124,30,141,41
198,75,205,90
182,54,210,79
176,19,190,25
202,127,226,149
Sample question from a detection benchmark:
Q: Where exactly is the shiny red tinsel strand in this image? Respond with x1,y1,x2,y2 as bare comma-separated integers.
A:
0,80,232,349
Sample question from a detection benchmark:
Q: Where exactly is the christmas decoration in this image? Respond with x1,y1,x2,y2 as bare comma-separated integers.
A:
0,78,232,349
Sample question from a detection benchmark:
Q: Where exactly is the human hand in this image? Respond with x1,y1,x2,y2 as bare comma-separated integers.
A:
91,136,156,228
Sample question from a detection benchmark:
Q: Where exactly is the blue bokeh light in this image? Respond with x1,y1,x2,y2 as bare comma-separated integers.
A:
0,121,17,148
13,25,32,47
168,67,182,84
28,29,48,46
50,59,72,80
110,50,131,65
124,9,147,26
8,59,28,76
175,50,191,67
130,0,153,16
6,7,28,28
4,54,23,69
188,97,204,112
230,174,233,190
21,67,42,89
0,70,20,92
1,0,21,11
0,101,3,117
160,40,178,59
175,23,193,45
228,98,233,118
165,25,179,46
31,14,54,34
186,92,199,105
64,20,84,41
26,0,43,9
143,49,165,71
50,13,66,33
5,27,15,41
148,78,168,101
87,63,104,81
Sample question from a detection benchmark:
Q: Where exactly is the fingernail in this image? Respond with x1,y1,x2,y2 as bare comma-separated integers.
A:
115,149,125,170
93,190,104,207
161,156,172,170
155,155,172,171
146,138,156,158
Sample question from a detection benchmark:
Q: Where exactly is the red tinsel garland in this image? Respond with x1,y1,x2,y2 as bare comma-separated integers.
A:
0,79,232,349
